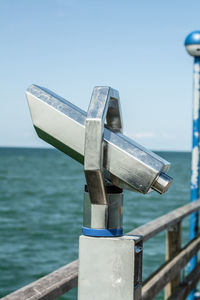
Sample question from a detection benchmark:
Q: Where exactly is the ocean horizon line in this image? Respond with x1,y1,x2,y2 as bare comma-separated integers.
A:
0,145,191,153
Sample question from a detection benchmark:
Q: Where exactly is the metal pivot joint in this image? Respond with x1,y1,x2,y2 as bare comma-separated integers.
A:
83,86,123,237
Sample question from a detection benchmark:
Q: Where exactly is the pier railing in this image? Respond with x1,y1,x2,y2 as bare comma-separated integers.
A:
2,199,200,300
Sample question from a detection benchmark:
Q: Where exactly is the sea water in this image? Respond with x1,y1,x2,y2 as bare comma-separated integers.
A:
0,148,192,299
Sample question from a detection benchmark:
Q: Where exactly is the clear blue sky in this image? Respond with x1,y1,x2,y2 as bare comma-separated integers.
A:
0,0,199,151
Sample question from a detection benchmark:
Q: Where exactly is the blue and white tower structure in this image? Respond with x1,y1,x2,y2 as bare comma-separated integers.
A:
185,31,200,300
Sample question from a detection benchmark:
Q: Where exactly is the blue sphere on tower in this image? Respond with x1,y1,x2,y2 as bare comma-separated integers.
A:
185,31,200,57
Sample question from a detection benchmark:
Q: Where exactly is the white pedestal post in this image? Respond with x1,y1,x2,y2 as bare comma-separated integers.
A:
78,235,142,300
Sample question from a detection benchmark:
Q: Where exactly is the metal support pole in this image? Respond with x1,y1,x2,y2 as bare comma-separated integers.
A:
185,31,200,300
188,57,200,300
189,57,200,263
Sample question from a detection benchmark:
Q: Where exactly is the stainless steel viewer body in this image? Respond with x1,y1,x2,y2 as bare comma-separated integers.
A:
26,84,172,195
26,84,173,300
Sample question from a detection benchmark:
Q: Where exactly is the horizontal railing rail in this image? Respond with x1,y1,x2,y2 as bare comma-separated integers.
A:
2,261,78,300
2,199,200,300
129,199,200,241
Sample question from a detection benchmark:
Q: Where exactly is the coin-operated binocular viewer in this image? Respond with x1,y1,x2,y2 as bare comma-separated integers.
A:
26,85,172,300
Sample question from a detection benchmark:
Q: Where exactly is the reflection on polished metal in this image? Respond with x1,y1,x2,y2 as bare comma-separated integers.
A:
26,84,173,195
26,83,172,300
84,87,122,233
84,86,123,206
151,172,172,194
83,185,123,232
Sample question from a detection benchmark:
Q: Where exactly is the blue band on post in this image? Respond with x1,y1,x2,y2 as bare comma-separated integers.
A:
82,226,123,237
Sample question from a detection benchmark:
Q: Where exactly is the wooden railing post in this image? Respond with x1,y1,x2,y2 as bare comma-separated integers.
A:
165,221,181,299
